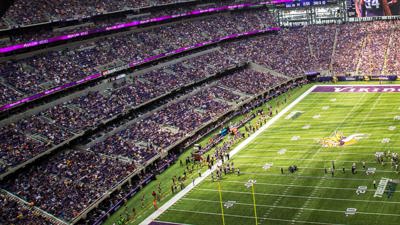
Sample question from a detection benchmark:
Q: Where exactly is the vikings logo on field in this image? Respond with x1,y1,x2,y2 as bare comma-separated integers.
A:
320,131,368,147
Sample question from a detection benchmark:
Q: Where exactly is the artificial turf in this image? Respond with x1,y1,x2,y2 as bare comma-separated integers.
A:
104,83,311,225
154,85,400,225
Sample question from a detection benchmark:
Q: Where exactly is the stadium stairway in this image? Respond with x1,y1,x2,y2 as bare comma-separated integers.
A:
329,26,339,72
216,85,252,99
355,34,368,75
248,62,290,79
382,29,395,75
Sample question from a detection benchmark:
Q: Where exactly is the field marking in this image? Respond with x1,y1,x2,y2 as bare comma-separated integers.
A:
196,188,400,205
236,163,397,173
246,143,400,149
203,180,400,193
258,128,397,136
290,92,367,222
238,171,395,181
286,98,359,223
235,156,383,163
153,221,193,225
294,92,382,222
165,208,345,225
284,111,400,115
269,121,400,128
139,85,318,225
314,84,400,86
258,127,398,134
245,136,398,141
294,103,400,107
259,93,326,222
178,198,400,217
241,149,380,156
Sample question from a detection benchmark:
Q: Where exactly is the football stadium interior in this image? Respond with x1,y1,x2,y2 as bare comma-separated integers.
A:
1,0,400,225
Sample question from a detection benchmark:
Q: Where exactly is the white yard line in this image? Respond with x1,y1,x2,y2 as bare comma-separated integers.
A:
241,149,380,155
235,156,382,163
165,209,345,225
247,143,400,149
237,171,386,181
247,136,396,141
259,127,399,134
152,221,193,225
259,92,325,223
295,103,400,106
236,163,396,173
205,180,400,193
179,198,400,217
196,188,400,205
139,85,318,225
261,95,326,222
270,121,400,127
317,84,400,86
293,92,379,223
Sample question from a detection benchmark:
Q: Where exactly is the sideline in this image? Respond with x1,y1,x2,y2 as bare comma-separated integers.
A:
139,84,317,225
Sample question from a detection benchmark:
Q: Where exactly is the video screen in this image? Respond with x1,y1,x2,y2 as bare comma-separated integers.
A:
351,0,400,17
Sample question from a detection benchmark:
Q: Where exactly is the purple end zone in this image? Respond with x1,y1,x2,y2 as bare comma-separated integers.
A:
149,222,185,225
313,86,400,93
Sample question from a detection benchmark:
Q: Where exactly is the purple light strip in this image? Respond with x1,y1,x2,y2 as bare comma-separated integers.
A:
0,27,280,112
0,1,279,54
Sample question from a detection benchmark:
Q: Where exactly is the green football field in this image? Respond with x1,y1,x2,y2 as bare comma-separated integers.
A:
152,85,400,225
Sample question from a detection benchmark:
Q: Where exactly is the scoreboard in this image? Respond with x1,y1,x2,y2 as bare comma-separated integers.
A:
284,0,328,8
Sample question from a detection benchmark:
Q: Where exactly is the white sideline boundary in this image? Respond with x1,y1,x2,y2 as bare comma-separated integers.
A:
139,85,317,225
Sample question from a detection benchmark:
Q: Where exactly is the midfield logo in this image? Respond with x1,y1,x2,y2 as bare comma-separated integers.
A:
320,131,367,147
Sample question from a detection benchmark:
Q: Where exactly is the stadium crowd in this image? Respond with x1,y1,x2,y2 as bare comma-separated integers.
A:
0,191,56,225
0,50,235,174
222,20,400,77
3,11,400,108
0,1,262,46
2,4,400,225
2,149,135,221
3,0,178,26
1,66,284,222
1,0,263,27
379,20,400,75
0,9,275,106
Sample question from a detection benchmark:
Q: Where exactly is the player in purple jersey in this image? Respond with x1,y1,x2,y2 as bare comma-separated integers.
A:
356,0,394,16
